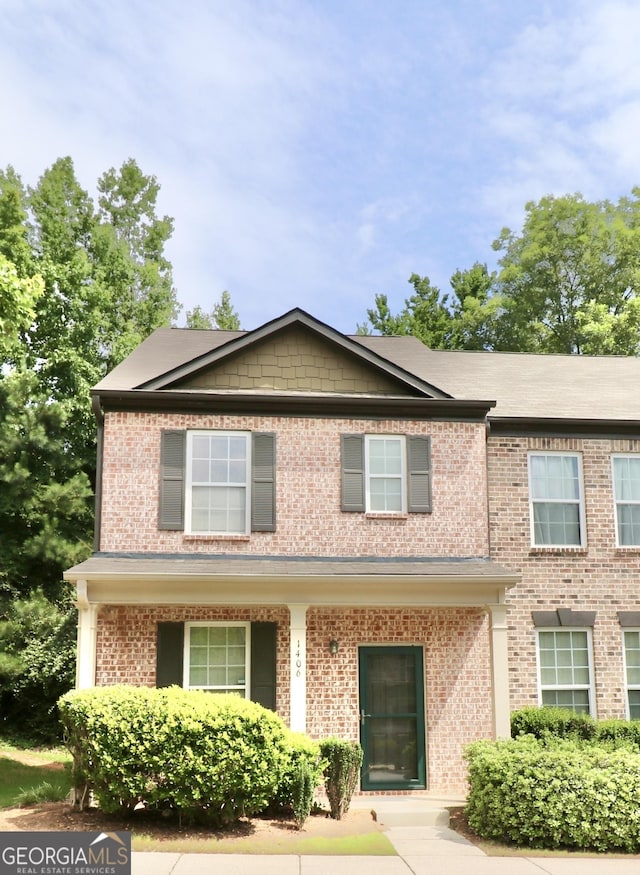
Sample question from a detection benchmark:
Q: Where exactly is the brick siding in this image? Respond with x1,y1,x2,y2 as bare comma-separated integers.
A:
488,435,640,717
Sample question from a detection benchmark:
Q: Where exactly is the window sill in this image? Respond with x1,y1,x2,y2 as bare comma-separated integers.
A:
365,513,408,521
529,546,587,555
183,534,251,542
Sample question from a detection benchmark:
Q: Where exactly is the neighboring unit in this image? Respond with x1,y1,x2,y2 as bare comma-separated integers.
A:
65,309,640,792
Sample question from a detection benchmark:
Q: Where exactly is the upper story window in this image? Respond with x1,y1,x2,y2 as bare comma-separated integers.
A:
158,430,276,534
341,434,431,515
365,436,406,512
186,431,250,534
528,452,585,547
612,455,640,547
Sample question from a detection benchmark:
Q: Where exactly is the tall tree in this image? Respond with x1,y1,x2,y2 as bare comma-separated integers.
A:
358,274,451,347
361,191,640,356
0,157,178,599
491,193,640,354
186,290,241,330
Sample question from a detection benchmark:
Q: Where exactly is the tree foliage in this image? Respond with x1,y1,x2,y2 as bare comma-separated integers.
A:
0,156,178,738
360,191,640,355
186,290,241,330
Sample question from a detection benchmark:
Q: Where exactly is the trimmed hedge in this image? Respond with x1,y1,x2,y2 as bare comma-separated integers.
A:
511,706,597,741
59,686,289,823
273,730,324,816
465,736,640,852
319,737,363,820
512,707,640,748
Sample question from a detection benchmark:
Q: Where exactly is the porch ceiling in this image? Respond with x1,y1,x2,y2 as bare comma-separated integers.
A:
65,554,518,608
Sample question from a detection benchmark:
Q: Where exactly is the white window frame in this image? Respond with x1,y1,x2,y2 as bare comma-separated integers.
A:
185,430,251,535
183,621,251,696
364,435,407,514
612,454,640,548
536,627,595,716
622,628,640,720
528,451,586,548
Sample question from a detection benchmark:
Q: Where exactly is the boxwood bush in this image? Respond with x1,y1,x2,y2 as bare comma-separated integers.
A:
511,706,598,741
273,731,324,812
59,685,290,824
465,736,640,852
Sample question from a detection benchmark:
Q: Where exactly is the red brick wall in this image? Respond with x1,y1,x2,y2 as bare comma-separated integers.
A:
99,412,489,558
95,605,291,724
93,604,491,793
488,435,640,717
306,607,492,792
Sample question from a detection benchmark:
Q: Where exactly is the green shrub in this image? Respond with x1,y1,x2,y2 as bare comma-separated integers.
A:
465,736,640,852
291,757,317,829
273,731,323,812
59,686,289,824
319,737,363,820
510,706,597,741
595,718,640,748
0,591,76,743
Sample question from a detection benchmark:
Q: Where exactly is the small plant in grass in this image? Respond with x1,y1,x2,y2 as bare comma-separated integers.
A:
319,738,363,820
14,780,69,807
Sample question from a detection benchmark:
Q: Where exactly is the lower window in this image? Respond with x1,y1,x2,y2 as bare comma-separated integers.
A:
184,622,250,696
623,630,640,720
537,629,594,714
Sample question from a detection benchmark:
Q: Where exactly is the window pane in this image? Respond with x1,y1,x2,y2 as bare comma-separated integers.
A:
629,691,640,720
188,626,246,691
542,689,590,713
618,506,640,546
538,630,591,715
533,503,580,546
614,457,640,501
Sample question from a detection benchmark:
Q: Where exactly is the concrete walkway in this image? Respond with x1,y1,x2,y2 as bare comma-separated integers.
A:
131,795,640,874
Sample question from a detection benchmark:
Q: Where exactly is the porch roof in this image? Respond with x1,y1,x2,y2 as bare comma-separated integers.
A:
64,553,518,609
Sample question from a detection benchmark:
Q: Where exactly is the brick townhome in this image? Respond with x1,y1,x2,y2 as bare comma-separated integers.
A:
65,309,640,793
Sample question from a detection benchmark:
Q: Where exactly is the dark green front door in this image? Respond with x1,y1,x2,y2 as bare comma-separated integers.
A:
358,646,426,790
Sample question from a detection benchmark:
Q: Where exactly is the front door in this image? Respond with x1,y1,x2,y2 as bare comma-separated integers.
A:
358,646,426,790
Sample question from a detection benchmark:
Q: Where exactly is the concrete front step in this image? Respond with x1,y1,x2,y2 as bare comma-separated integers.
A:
350,794,466,828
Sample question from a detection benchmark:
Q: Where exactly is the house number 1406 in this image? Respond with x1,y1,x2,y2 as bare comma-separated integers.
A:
295,640,302,678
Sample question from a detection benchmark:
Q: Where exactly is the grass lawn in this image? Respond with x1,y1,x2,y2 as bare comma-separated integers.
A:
0,742,72,809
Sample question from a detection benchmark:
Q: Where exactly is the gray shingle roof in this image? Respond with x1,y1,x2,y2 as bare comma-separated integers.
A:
94,317,640,422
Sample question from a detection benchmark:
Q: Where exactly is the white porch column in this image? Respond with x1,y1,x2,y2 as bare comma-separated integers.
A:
75,580,99,689
487,603,511,738
289,604,308,733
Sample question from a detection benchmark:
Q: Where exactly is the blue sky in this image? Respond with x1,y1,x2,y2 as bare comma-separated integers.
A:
2,0,640,333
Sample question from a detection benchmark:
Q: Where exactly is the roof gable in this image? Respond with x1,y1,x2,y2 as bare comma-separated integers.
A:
140,308,451,399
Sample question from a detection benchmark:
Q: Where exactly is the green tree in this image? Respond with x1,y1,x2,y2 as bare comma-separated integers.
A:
186,290,241,329
358,274,451,347
491,193,640,354
361,191,640,355
0,157,179,740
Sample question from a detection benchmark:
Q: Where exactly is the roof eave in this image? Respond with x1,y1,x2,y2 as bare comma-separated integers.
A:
93,388,495,420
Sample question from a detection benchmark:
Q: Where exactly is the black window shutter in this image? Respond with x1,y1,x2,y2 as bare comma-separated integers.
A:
341,434,365,511
159,430,185,530
250,621,277,710
407,435,432,513
156,622,184,687
251,433,276,532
